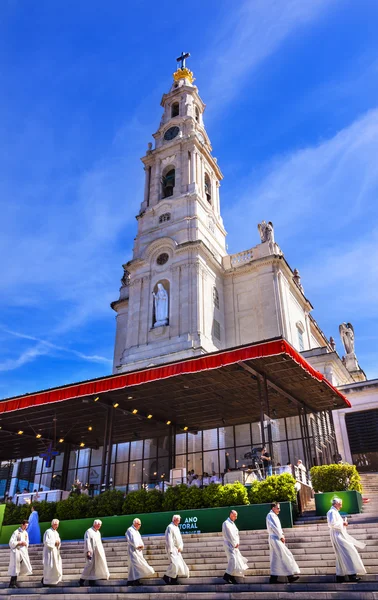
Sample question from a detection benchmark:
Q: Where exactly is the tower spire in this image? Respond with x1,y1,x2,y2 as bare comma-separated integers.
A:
176,51,190,69
173,50,194,84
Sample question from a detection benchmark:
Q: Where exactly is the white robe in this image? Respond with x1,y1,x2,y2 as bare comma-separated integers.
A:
164,522,189,579
266,510,300,576
80,527,110,581
43,527,63,585
222,517,248,577
327,506,366,576
126,526,155,581
8,528,33,577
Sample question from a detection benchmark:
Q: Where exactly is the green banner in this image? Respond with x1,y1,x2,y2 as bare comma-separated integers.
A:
315,491,362,516
0,501,294,545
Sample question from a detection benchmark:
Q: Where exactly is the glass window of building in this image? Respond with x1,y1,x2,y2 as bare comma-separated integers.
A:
220,448,235,473
175,433,186,455
158,436,169,457
218,426,234,449
130,440,143,460
187,452,202,475
187,431,202,453
235,423,251,446
115,461,129,488
286,416,302,439
203,428,218,450
203,450,219,475
235,446,252,468
251,422,262,446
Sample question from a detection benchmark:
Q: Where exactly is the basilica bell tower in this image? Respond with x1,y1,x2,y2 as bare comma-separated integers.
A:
111,54,227,372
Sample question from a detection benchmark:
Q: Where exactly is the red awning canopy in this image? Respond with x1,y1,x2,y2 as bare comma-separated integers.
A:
0,338,350,460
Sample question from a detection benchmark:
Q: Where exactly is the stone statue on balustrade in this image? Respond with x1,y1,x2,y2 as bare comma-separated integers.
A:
153,283,169,327
339,322,355,356
258,220,275,244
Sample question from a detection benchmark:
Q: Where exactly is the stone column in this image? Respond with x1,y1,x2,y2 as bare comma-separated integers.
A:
200,157,205,198
143,166,151,207
150,160,161,205
188,148,197,192
216,181,220,215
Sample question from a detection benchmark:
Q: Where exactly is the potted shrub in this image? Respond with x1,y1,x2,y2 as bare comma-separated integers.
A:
310,464,363,516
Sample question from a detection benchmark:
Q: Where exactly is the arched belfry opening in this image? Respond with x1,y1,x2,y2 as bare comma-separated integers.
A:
171,102,179,118
195,106,200,122
204,173,212,204
161,167,175,199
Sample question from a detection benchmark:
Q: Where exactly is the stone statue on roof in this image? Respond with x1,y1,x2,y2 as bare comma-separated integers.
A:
339,322,355,356
258,220,274,244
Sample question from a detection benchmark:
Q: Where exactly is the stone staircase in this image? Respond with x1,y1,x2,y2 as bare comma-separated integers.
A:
0,473,376,598
0,517,377,599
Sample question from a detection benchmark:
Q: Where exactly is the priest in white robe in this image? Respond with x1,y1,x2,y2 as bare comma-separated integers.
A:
42,519,62,586
266,502,300,584
222,509,248,584
163,515,189,585
79,519,110,586
125,518,155,586
8,520,32,588
327,496,366,582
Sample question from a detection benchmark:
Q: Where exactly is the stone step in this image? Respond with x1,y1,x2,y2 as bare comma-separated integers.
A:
2,582,378,600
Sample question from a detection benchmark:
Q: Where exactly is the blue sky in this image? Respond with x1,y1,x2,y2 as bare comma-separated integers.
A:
1,0,378,398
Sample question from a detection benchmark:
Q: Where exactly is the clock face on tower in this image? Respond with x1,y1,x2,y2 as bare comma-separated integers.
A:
164,126,180,141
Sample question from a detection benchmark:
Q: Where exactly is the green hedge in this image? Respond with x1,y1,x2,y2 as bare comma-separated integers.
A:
310,463,362,493
3,476,296,525
248,473,297,504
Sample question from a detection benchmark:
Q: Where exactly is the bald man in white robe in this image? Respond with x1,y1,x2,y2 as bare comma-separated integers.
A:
222,510,248,584
79,520,109,586
126,518,155,586
42,519,62,586
163,515,189,585
266,502,300,584
327,497,366,582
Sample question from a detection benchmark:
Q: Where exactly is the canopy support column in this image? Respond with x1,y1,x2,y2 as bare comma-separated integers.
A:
100,406,110,490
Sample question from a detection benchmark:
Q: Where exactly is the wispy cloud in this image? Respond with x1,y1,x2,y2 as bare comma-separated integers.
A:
223,105,378,376
202,0,336,114
0,328,112,373
225,107,378,251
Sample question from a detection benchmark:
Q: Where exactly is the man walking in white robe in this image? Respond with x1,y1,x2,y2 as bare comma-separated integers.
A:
163,515,189,585
8,520,32,588
222,509,248,584
327,496,366,582
79,519,110,587
126,518,155,586
42,519,62,586
266,502,300,584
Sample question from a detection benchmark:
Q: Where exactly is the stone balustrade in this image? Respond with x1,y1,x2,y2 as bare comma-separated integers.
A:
230,249,254,266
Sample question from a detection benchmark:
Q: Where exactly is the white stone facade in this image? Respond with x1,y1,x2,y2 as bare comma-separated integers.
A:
111,68,338,373
109,64,378,469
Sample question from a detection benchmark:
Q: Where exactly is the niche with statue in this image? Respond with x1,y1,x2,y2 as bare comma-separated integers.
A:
152,280,170,328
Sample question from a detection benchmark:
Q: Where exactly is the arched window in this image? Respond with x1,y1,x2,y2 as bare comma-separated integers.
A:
204,173,212,203
171,102,179,118
159,212,171,223
161,168,175,199
296,322,305,352
195,106,200,122
213,287,219,309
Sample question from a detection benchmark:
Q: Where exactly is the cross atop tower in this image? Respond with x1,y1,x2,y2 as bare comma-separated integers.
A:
176,51,190,70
